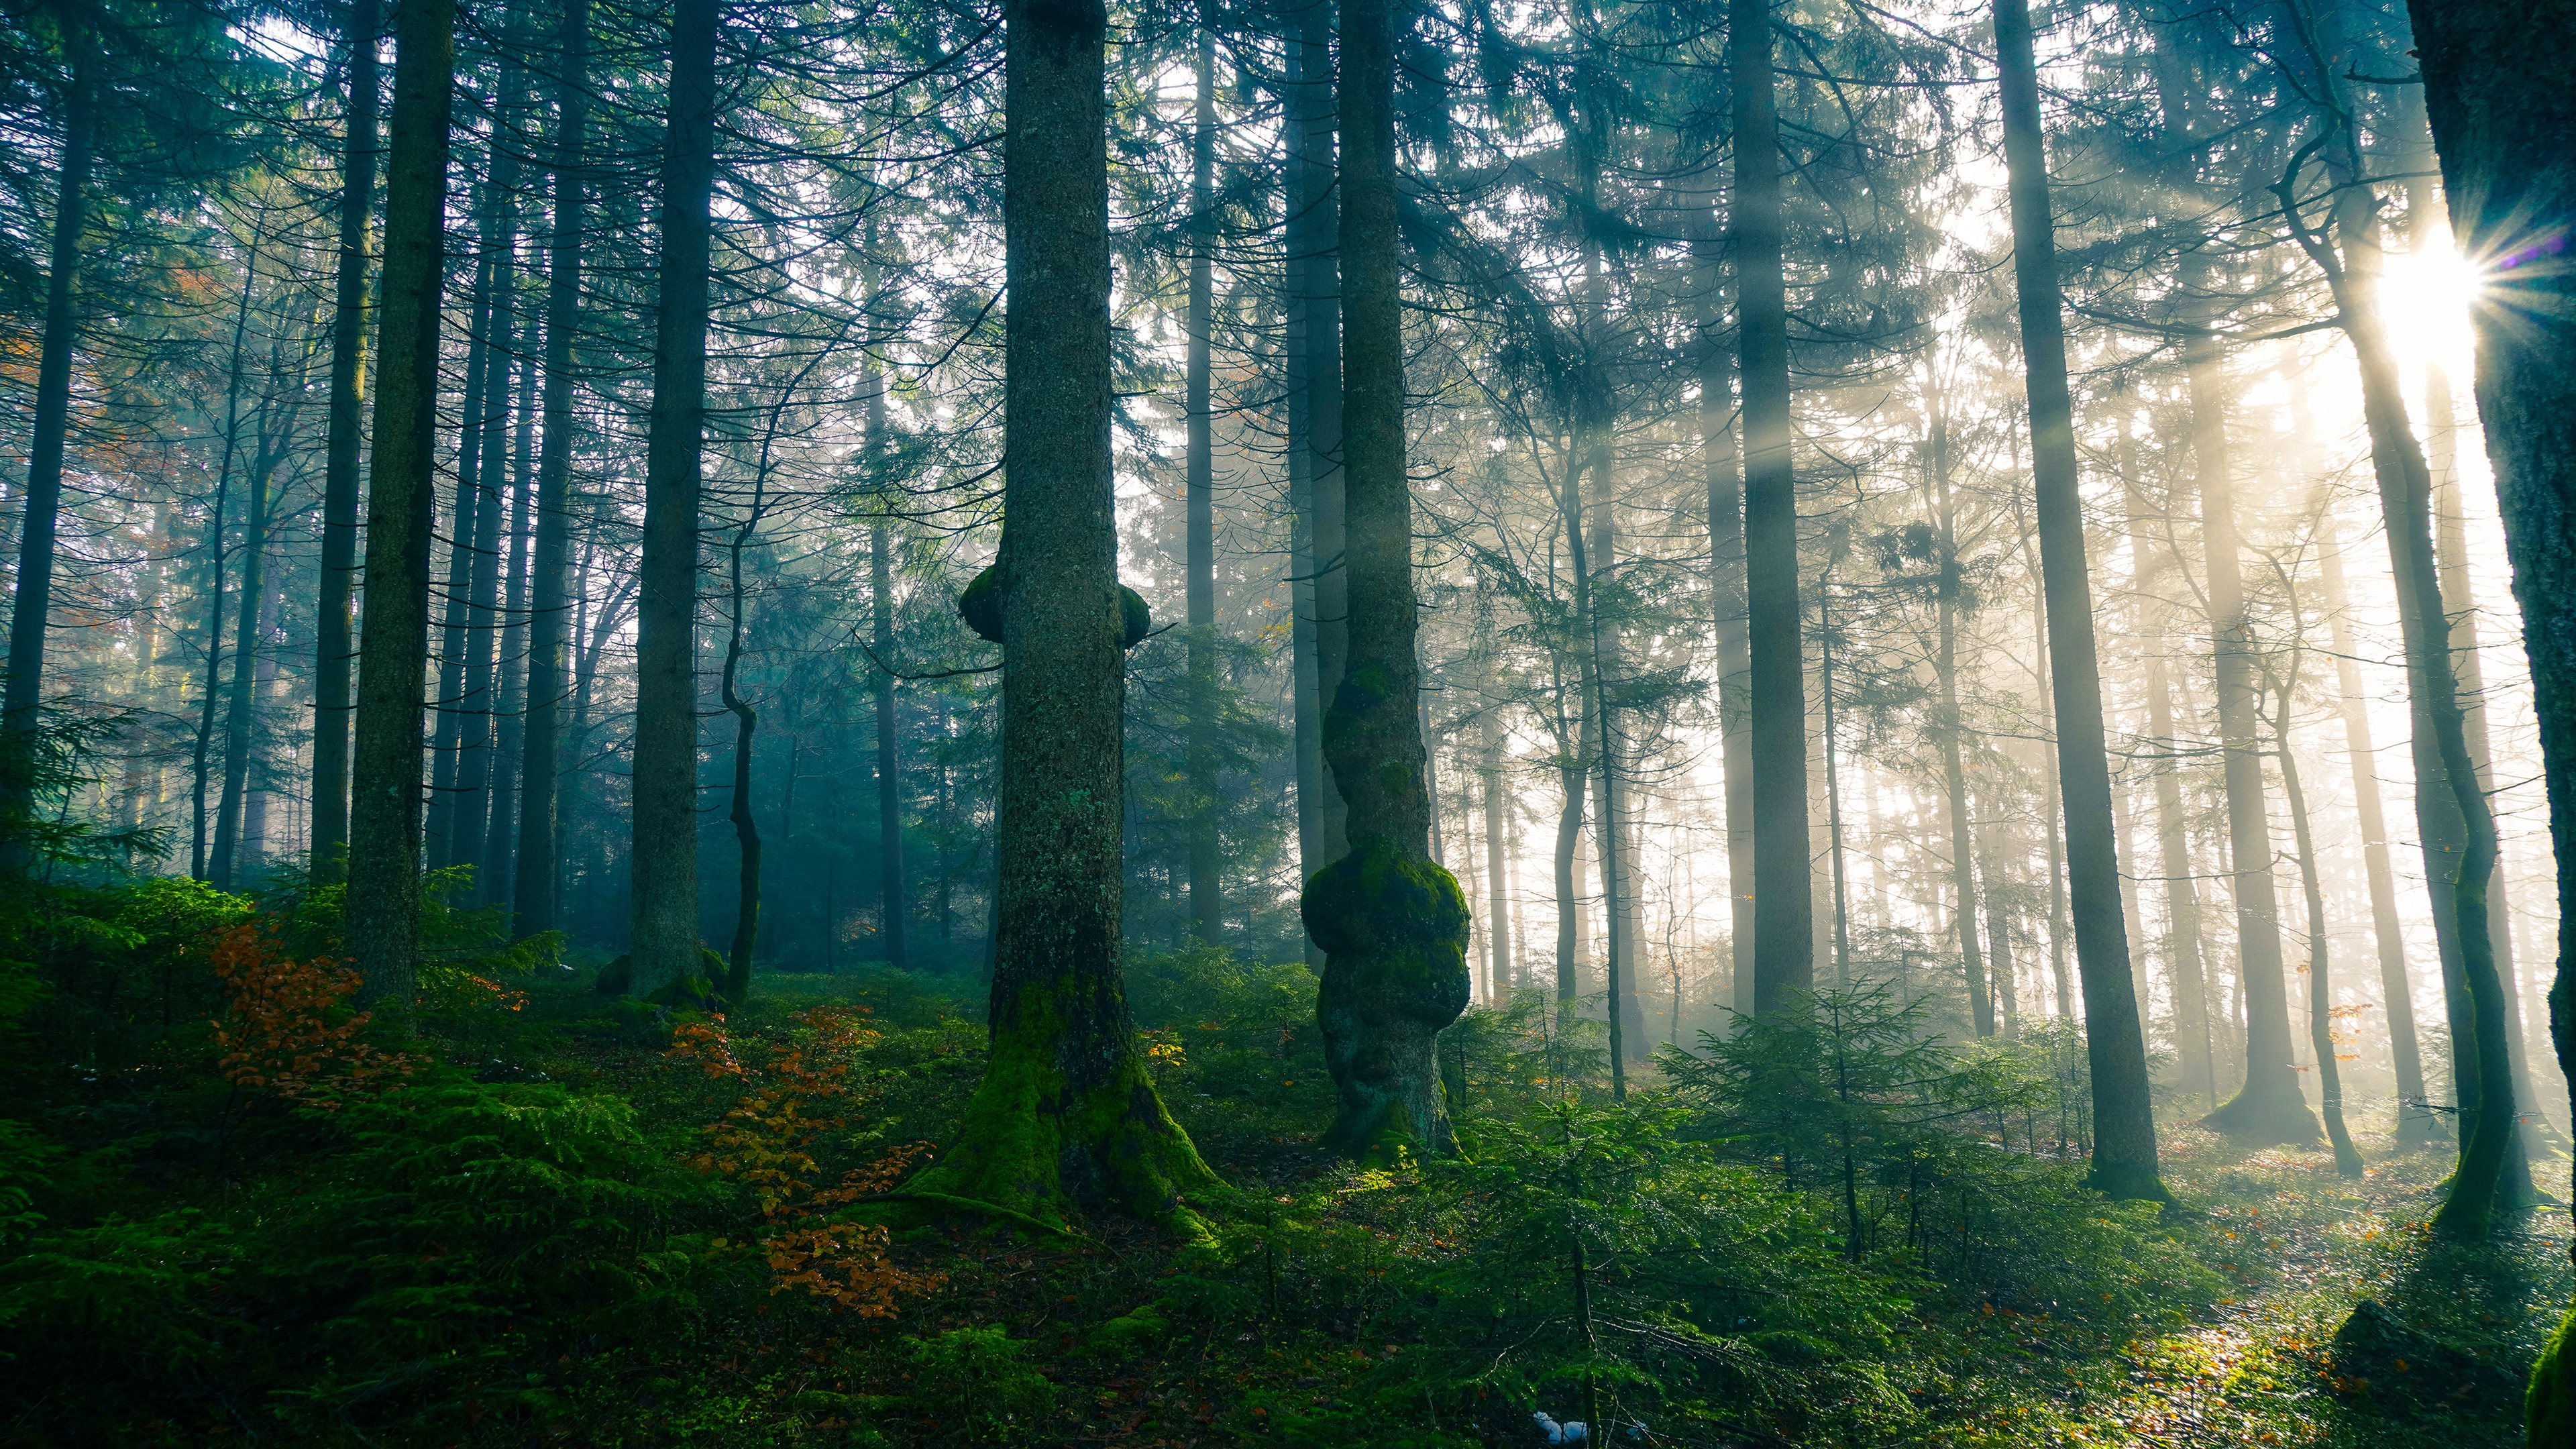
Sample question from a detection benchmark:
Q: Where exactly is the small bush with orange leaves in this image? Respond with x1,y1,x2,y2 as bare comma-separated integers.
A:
669,1006,942,1316
207,925,419,1108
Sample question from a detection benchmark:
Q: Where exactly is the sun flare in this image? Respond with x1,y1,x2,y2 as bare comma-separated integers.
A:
2376,226,2483,377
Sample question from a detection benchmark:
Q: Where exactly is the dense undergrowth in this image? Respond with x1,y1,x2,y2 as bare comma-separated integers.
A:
1,872,2565,1447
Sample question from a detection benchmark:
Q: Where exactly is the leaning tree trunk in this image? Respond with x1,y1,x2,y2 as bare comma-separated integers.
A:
1731,0,1811,1015
2398,0,2576,1418
1993,0,2164,1199
2316,505,2440,1143
1184,23,1221,943
628,0,721,1000
901,0,1222,1231
870,513,906,971
720,506,759,1002
511,0,587,938
2271,669,2363,1176
2186,305,2320,1146
312,0,380,879
2431,371,2549,1140
2303,174,2516,1231
1302,0,1470,1160
346,0,459,1007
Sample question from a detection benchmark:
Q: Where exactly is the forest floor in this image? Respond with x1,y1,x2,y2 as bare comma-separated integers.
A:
548,973,2572,1449
16,939,2569,1449
1910,1120,2569,1448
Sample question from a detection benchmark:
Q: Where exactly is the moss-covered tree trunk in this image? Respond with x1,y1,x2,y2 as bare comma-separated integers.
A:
629,0,720,998
347,0,458,1007
902,0,1222,1232
1993,0,2163,1200
1301,0,1470,1161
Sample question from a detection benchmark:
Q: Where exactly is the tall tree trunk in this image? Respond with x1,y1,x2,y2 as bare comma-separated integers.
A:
2292,163,2518,1230
2315,503,2440,1142
2399,5,2575,1286
484,345,535,902
1994,0,2163,1196
2188,309,2320,1146
212,445,277,890
346,0,459,1007
512,0,587,939
1481,712,1512,998
1292,0,1347,867
2271,669,2363,1175
2126,464,2216,1104
1731,0,1810,1015
904,0,1220,1229
720,498,759,1001
871,513,906,970
629,0,721,998
0,44,93,851
1691,197,1756,1024
1185,23,1221,943
429,231,503,872
192,253,257,881
1554,683,1586,1005
313,0,380,877
1982,814,2019,1036
1930,406,1991,1036
1304,0,1469,1159
2430,368,2549,1138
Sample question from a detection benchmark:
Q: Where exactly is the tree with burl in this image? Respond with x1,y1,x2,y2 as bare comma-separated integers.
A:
1300,0,1471,1162
894,0,1223,1235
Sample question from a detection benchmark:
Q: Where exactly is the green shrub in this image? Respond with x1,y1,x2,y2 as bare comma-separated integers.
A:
907,1326,1057,1442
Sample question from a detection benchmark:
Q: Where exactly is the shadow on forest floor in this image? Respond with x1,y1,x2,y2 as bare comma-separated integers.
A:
1988,1118,2570,1448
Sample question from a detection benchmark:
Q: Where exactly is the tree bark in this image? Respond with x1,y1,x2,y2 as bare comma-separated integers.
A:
1303,0,1469,1159
902,0,1221,1230
1185,23,1220,943
192,249,256,882
429,231,502,873
512,0,587,939
484,343,536,902
1691,197,1756,1024
2400,0,2576,1260
312,0,380,878
629,0,721,998
212,441,278,890
871,510,905,970
1291,0,1348,868
1993,0,2163,1197
346,0,458,1007
2187,309,2320,1146
2430,367,2549,1138
1731,0,1810,1015
1929,404,1991,1037
1481,711,1512,996
2271,668,2363,1175
2315,503,2440,1143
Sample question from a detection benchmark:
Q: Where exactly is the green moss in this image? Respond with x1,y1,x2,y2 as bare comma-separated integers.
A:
2532,1302,2576,1447
899,977,1228,1239
1301,840,1472,1162
957,567,1152,650
959,566,1006,643
594,955,632,996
